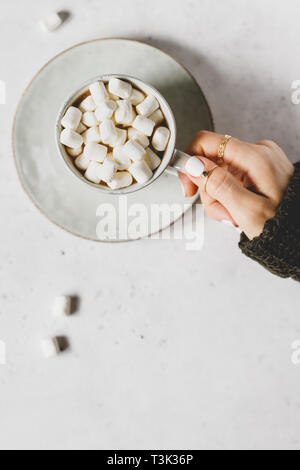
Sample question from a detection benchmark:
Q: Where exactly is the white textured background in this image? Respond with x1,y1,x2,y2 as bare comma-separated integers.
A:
0,0,300,450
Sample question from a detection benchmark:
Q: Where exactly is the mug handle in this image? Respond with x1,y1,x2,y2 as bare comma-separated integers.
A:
166,149,190,176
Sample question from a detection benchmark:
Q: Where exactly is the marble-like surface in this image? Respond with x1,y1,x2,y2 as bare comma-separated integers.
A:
0,0,300,450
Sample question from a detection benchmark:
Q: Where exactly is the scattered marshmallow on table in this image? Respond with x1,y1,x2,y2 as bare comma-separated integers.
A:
152,127,170,152
100,120,117,144
40,337,60,359
136,95,159,117
82,111,98,128
60,129,83,149
53,296,71,317
67,146,83,158
40,12,63,32
101,157,118,183
84,142,107,162
130,88,145,106
144,148,162,170
108,78,132,99
75,154,90,171
85,161,103,184
128,128,149,148
95,100,116,121
129,160,153,184
89,81,109,104
79,95,96,112
82,126,101,144
61,107,82,130
124,139,146,162
115,100,135,126
108,171,133,189
133,116,155,137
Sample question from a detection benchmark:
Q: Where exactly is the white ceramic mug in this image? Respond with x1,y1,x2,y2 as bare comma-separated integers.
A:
56,74,190,195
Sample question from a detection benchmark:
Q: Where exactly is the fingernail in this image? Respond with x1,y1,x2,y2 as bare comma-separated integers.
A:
185,157,205,177
221,220,243,234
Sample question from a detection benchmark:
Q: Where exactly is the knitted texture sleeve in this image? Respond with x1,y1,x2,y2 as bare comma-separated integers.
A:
239,162,300,282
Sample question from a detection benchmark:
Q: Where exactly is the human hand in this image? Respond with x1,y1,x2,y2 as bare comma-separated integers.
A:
180,131,294,239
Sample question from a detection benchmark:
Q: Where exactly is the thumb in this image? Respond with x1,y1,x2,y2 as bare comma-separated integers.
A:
185,156,260,226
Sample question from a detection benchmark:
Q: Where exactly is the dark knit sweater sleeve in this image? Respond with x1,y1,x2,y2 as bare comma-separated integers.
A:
239,162,300,282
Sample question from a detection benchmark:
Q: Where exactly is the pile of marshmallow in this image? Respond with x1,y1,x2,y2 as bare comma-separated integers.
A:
60,78,171,189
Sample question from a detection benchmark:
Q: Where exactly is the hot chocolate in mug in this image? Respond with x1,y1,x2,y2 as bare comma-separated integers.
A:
56,74,190,194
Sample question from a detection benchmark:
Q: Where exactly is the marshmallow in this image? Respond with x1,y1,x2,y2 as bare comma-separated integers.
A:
89,81,109,104
99,120,117,144
85,161,103,184
82,111,99,128
144,148,162,171
109,128,127,148
129,160,153,184
130,88,145,106
136,95,159,117
108,78,132,99
75,153,90,171
101,157,118,183
84,142,107,163
128,127,149,148
124,139,146,162
152,127,170,152
61,107,82,130
108,171,133,190
149,109,164,125
108,91,120,101
82,126,101,144
113,146,131,170
53,296,71,317
79,95,96,112
95,100,116,121
115,100,135,126
60,80,168,190
67,146,83,157
60,129,83,149
40,12,63,32
40,337,60,359
77,122,87,134
133,116,155,137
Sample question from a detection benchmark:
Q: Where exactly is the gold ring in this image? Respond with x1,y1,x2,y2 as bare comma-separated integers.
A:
218,135,232,165
203,166,219,193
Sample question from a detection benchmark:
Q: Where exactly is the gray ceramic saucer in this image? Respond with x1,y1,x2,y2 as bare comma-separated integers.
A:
13,38,214,242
